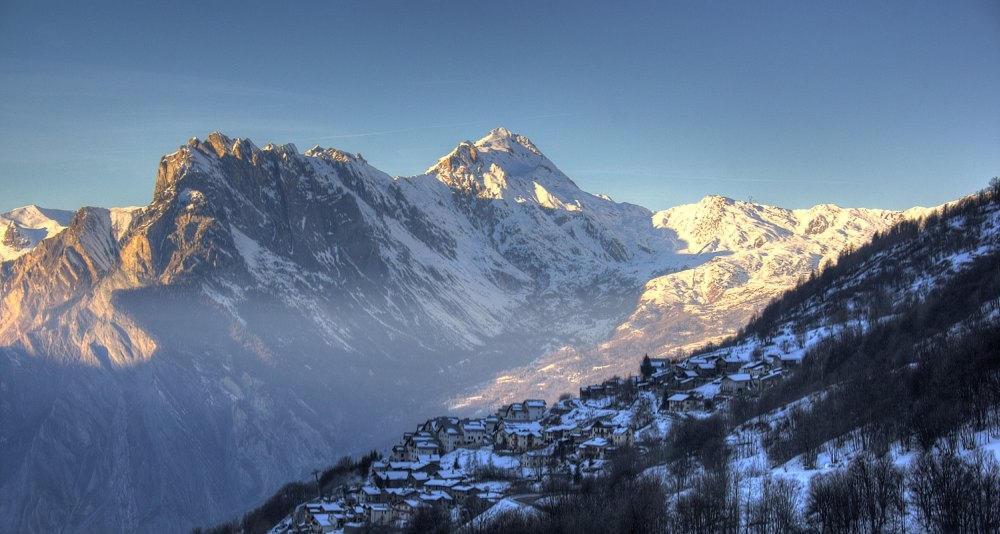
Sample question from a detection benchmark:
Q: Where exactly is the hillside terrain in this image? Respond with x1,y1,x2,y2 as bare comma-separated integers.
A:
0,129,914,532
212,185,1000,533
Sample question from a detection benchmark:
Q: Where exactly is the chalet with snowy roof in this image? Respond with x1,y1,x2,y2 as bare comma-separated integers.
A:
412,417,464,453
758,370,784,389
392,499,423,524
665,393,701,412
384,487,419,503
414,441,440,457
435,468,465,481
498,402,528,421
524,399,547,419
438,427,463,453
389,444,408,462
550,397,577,414
407,472,430,487
579,384,606,401
543,422,577,442
369,460,389,474
424,478,461,496
374,470,410,489
721,373,754,395
579,437,611,461
696,362,718,377
721,355,744,373
494,420,544,452
450,484,477,498
386,460,436,474
611,426,634,447
483,415,501,430
460,420,490,447
308,512,338,533
775,353,803,368
420,491,453,506
307,502,345,515
368,503,392,526
585,419,616,439
393,430,442,462
741,360,771,378
498,399,547,422
522,443,558,469
301,502,346,533
674,377,699,390
649,357,670,371
359,486,384,504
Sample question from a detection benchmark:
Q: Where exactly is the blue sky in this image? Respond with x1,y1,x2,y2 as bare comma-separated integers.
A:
1,0,998,213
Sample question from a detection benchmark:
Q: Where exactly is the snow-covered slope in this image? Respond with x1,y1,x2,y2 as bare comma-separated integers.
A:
451,195,923,410
0,205,73,262
0,205,138,264
0,128,914,533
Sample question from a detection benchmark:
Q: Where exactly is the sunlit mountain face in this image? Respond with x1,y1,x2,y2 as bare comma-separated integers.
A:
0,129,916,532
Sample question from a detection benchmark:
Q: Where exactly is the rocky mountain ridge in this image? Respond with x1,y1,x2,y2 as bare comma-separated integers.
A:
0,128,917,532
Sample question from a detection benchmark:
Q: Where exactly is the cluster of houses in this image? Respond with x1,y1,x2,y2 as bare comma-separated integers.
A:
278,350,801,533
281,395,642,533
647,351,798,413
290,461,500,532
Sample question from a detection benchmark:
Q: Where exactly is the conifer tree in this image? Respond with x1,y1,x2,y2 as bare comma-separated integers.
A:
640,354,654,379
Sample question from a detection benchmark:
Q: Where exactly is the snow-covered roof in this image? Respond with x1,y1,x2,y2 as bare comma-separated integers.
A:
522,443,556,456
379,470,409,481
580,437,609,448
501,421,543,435
425,478,460,489
420,491,453,502
436,469,464,480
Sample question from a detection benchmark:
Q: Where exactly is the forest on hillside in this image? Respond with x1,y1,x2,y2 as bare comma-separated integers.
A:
200,186,1000,533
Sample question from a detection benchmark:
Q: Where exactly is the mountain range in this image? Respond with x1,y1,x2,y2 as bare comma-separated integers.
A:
0,128,920,532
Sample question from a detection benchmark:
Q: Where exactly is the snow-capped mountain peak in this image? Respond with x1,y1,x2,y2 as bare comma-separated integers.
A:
474,126,542,156
0,128,932,533
426,128,586,210
0,205,75,263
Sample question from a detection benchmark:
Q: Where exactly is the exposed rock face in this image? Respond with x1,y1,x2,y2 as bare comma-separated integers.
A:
0,129,913,532
1,222,28,249
0,205,76,263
